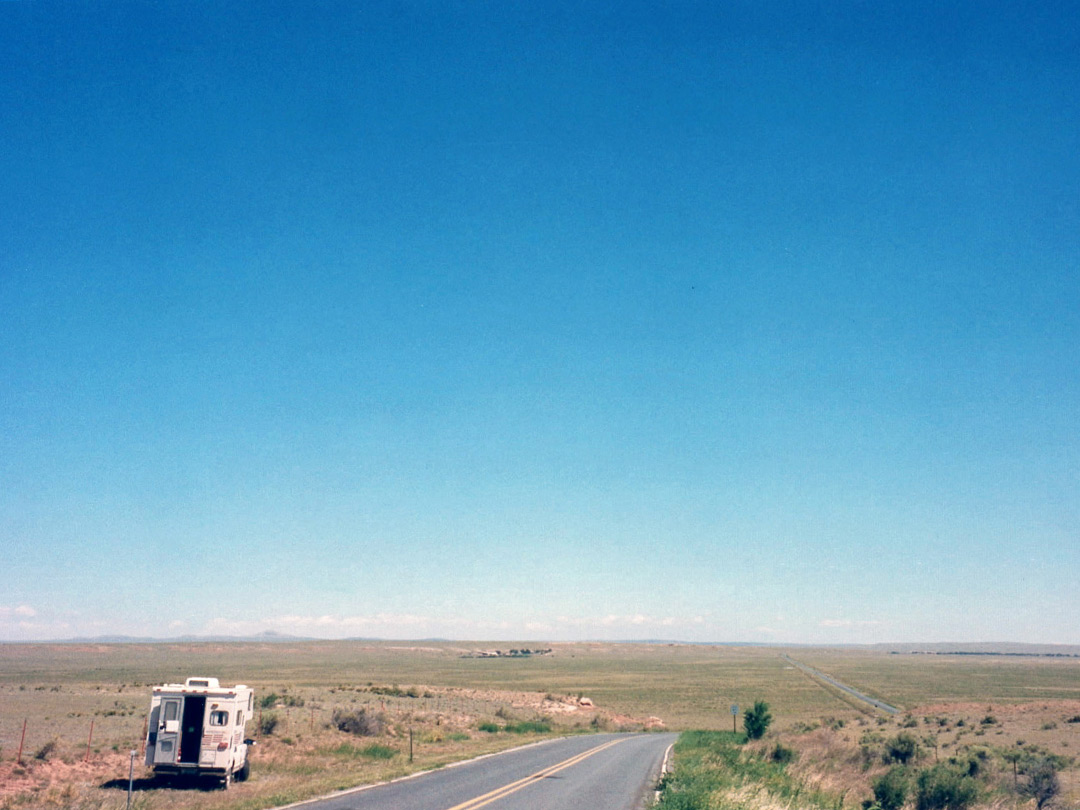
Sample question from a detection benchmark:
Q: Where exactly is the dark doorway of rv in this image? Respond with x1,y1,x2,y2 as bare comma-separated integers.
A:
180,696,206,764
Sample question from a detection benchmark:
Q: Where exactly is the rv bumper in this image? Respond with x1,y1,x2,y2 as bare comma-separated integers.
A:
152,765,228,777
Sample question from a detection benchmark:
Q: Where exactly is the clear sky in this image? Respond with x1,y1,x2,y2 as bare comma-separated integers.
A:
1,1,1077,644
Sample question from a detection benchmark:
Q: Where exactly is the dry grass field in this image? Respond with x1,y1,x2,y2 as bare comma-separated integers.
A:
1,641,1078,810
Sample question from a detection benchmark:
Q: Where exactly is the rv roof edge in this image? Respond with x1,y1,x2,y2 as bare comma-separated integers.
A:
184,677,220,688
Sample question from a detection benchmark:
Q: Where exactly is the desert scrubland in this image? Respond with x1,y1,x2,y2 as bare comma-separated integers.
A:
1,641,1077,810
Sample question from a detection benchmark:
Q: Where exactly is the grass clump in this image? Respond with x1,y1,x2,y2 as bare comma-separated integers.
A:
321,742,397,760
504,720,551,734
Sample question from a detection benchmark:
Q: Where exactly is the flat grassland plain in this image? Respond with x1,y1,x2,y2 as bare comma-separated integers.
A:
1,642,1078,810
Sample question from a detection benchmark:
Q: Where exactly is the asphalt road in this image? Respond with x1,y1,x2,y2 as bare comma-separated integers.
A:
287,732,677,810
783,654,900,714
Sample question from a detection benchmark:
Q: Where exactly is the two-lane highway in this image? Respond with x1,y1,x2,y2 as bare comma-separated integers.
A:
287,732,676,810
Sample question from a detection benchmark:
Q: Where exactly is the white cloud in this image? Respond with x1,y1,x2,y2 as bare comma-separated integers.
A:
0,605,71,640
0,604,38,620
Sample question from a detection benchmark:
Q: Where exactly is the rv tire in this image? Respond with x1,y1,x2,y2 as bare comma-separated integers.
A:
237,760,251,782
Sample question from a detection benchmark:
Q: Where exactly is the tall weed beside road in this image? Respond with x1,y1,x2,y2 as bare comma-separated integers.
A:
656,731,836,810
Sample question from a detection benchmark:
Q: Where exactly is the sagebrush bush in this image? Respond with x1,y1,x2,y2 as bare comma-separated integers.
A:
260,692,305,708
884,733,920,765
259,713,279,735
1019,756,1061,810
332,708,385,737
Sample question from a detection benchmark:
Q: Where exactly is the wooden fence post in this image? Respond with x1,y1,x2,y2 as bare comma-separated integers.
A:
17,718,27,765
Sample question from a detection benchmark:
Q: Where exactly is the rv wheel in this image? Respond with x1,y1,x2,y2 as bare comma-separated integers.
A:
222,771,232,790
237,760,251,782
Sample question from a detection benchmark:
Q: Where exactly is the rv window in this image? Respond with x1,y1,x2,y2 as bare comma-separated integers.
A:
236,711,244,725
164,702,178,722
209,711,229,726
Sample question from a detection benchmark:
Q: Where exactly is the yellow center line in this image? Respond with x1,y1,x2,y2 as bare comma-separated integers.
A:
443,738,627,810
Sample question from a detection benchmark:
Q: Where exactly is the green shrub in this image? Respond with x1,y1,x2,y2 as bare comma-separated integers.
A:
915,764,978,810
743,701,772,740
770,744,796,764
949,748,988,777
872,766,909,810
259,713,279,735
477,722,500,733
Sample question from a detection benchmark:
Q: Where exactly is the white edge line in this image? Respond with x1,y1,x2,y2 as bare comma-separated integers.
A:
653,741,675,804
273,734,588,810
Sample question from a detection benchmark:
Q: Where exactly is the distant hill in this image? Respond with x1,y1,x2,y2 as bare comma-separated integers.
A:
53,631,315,644
871,642,1080,657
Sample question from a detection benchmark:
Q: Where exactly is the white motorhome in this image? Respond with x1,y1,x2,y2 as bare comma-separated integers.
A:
145,677,254,788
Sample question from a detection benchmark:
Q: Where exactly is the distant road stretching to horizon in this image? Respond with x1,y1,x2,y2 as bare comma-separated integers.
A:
783,655,901,714
285,732,676,810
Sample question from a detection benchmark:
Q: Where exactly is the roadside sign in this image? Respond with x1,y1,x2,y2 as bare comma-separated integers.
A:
731,704,738,715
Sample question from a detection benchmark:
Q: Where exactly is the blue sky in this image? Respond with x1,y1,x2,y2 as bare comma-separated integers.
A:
2,1,1077,644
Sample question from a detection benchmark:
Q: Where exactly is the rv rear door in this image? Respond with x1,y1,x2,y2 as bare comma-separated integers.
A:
154,696,182,764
